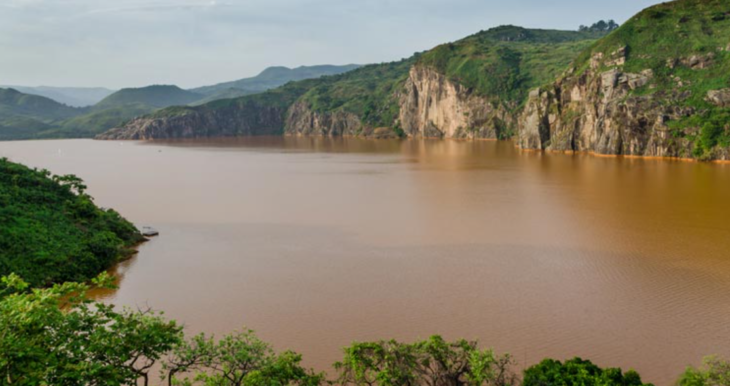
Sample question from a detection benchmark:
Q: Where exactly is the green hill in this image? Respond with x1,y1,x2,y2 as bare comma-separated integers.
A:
518,0,730,161
191,64,361,97
102,26,603,140
1,86,115,107
0,88,81,121
0,88,87,140
0,86,199,140
417,26,605,106
0,158,144,286
95,85,203,109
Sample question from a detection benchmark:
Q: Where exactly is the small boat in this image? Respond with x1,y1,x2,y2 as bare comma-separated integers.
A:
141,226,160,237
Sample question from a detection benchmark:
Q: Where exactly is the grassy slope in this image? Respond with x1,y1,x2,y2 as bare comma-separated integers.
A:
298,59,416,128
95,85,202,109
570,0,730,158
0,158,144,286
191,64,362,96
418,26,604,109
0,86,183,140
294,27,601,129
0,88,88,140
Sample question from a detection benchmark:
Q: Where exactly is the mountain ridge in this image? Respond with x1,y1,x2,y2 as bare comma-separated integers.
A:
99,26,603,141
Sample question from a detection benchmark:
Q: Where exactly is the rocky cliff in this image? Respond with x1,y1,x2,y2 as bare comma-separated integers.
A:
97,102,286,140
398,66,514,139
518,0,730,161
518,49,698,158
284,101,363,136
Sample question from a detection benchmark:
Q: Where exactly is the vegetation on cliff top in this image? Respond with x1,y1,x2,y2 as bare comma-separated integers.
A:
0,158,143,286
417,26,604,110
571,0,730,159
299,58,416,128
122,25,603,137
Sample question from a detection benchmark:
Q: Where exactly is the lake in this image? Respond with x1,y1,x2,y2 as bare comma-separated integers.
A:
2,137,730,385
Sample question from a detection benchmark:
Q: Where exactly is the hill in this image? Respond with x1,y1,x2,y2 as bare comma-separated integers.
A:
95,85,203,109
518,0,730,161
0,158,144,286
0,88,87,140
191,64,361,97
1,86,115,107
101,26,603,140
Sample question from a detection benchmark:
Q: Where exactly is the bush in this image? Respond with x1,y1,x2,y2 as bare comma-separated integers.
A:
523,358,651,386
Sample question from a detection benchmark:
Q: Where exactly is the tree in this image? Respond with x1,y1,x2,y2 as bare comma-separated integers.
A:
0,273,182,385
166,329,324,386
523,358,650,386
334,336,516,386
678,356,730,386
578,20,620,33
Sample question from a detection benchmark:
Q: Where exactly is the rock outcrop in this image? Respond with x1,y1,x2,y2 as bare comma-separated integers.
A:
284,101,364,137
398,66,514,139
516,48,721,160
97,102,287,140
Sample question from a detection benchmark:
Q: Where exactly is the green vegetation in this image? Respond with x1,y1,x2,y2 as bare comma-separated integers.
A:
679,356,730,386
0,88,85,140
0,158,144,286
0,85,115,107
95,85,203,109
139,25,604,137
6,274,722,386
579,20,620,33
523,358,648,386
191,64,362,97
418,26,604,110
571,0,730,157
334,335,516,385
299,59,416,127
0,86,199,140
57,103,155,138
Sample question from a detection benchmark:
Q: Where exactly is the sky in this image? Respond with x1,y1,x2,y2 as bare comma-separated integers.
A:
0,0,660,89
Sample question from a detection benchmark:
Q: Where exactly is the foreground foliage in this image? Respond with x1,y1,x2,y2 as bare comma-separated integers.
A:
0,273,723,385
523,358,649,386
679,356,730,386
334,336,517,386
0,158,144,286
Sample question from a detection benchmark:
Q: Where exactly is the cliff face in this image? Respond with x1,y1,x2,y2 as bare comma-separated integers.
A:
518,48,730,161
284,101,363,137
398,66,514,139
97,102,287,140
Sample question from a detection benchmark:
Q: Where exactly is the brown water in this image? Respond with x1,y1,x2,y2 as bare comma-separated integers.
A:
2,137,730,385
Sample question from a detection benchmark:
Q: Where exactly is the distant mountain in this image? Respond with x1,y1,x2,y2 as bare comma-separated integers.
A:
0,87,160,140
99,27,605,141
0,88,85,140
191,64,361,97
0,86,115,107
95,85,203,109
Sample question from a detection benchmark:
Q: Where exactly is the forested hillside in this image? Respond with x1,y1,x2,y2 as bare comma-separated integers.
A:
0,158,144,286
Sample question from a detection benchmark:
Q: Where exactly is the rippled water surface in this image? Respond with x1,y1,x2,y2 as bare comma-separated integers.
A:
2,137,730,384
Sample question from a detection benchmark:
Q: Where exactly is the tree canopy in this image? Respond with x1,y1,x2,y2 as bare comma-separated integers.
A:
579,20,620,33
0,158,144,286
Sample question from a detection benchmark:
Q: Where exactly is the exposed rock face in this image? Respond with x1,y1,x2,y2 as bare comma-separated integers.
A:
706,89,730,107
516,49,725,160
398,66,514,139
284,101,364,137
97,102,287,140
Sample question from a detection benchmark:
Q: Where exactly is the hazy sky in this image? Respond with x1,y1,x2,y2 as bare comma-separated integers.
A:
0,0,659,89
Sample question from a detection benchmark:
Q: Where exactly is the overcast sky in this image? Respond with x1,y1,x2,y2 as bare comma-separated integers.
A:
0,0,660,89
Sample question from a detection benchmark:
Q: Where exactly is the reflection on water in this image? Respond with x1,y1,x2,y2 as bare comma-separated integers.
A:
1,137,730,385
